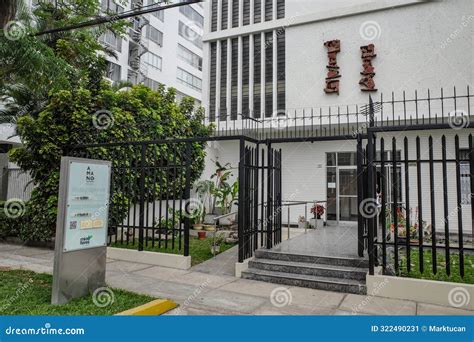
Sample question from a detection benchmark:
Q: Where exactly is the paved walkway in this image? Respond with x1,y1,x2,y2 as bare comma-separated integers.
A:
0,242,472,316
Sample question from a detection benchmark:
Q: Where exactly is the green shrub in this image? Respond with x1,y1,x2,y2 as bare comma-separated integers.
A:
8,84,212,242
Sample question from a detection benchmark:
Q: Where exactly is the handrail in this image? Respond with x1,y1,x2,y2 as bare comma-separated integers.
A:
212,211,238,221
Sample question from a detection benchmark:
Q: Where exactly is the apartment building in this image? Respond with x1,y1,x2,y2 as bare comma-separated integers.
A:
200,0,473,231
99,0,205,103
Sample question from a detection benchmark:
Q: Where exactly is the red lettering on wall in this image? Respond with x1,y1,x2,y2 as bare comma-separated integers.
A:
324,40,341,94
359,44,377,92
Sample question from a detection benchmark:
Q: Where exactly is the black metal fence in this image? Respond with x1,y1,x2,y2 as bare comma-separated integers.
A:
359,131,474,278
69,140,193,255
204,86,473,140
238,140,282,262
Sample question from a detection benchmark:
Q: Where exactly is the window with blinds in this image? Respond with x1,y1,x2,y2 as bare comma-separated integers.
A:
209,42,217,121
243,0,251,26
231,38,238,119
265,32,273,117
277,31,285,112
265,0,273,21
221,0,229,30
253,34,261,118
232,0,239,28
211,0,218,31
254,0,261,24
220,40,228,120
277,0,285,19
242,36,250,116
178,44,202,70
146,25,163,46
178,21,203,48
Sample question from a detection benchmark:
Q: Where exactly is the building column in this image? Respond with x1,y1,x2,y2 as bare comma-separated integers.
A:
250,0,255,25
249,34,254,117
237,36,243,116
273,29,278,114
217,0,222,30
273,0,277,20
260,31,265,117
239,0,244,27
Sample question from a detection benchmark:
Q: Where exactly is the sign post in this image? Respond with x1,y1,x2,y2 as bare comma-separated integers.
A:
52,157,111,305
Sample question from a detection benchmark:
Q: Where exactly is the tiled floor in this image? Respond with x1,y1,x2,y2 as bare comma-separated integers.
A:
272,222,361,258
0,242,472,316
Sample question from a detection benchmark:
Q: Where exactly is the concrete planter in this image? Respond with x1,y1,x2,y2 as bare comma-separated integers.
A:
367,267,474,311
107,247,191,270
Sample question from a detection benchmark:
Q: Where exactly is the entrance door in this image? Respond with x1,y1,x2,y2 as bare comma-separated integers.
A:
326,152,358,223
338,167,358,221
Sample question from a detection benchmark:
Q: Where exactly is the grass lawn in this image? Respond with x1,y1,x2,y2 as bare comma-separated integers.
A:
111,236,236,266
399,250,474,284
0,268,155,315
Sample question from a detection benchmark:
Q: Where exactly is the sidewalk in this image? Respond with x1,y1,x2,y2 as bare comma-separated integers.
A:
0,243,472,316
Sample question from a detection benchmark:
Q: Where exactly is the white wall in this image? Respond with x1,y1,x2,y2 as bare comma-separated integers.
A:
286,0,473,109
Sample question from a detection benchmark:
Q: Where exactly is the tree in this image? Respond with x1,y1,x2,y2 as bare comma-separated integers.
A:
9,83,213,241
0,0,127,123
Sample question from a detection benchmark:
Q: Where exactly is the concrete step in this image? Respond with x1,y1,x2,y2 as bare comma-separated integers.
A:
242,268,367,295
254,249,369,268
248,258,367,281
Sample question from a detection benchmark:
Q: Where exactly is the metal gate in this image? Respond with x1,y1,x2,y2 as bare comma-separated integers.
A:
238,140,282,262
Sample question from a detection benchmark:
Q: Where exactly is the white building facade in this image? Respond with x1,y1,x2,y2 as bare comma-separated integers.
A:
99,0,205,103
200,0,473,233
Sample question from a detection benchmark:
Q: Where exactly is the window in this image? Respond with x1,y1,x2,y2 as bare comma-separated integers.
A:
253,34,261,118
277,30,285,112
265,0,273,21
243,0,251,26
178,21,202,49
144,77,161,91
209,42,217,121
146,25,163,46
221,0,228,30
144,52,162,70
177,44,202,70
105,62,121,82
277,0,285,19
254,0,261,24
265,32,273,117
232,0,239,28
460,149,472,205
99,30,122,52
147,0,164,21
101,0,124,13
211,0,218,32
231,38,238,119
220,40,227,120
179,5,204,27
177,67,202,91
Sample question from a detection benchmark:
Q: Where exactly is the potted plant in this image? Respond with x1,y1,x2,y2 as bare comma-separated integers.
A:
194,180,214,225
198,231,206,240
310,204,325,228
191,208,204,230
213,180,238,225
211,233,226,255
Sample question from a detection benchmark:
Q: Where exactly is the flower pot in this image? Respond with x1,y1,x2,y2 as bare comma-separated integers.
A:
197,231,206,240
204,225,216,231
193,224,203,231
317,218,323,228
309,218,317,228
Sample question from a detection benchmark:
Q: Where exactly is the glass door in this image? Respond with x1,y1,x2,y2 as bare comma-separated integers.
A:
338,167,358,221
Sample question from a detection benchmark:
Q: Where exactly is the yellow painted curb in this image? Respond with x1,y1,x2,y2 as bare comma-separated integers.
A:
116,299,178,316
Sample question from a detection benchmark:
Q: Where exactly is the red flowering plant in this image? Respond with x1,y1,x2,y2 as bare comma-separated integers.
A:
310,204,325,219
385,207,429,241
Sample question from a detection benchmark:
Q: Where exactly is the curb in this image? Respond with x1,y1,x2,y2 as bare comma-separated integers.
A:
116,299,178,316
